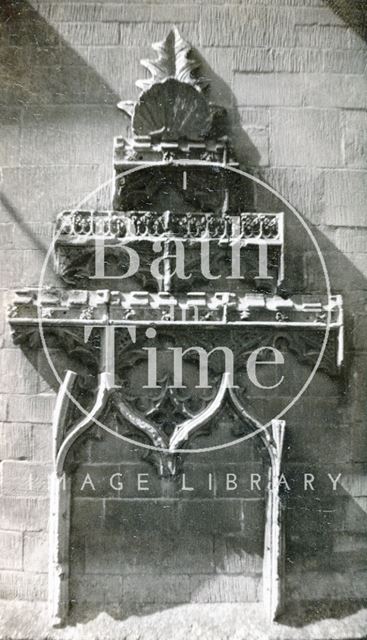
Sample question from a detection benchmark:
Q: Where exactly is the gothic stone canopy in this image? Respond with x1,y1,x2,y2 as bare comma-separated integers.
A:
7,28,344,627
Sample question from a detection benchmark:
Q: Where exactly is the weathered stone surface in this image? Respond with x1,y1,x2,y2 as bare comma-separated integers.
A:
200,48,235,106
20,106,123,167
286,423,350,464
0,249,24,288
33,2,102,22
287,570,367,599
294,25,351,48
118,22,200,48
237,107,269,128
84,532,214,576
23,532,48,572
0,571,47,601
330,227,367,254
234,73,304,107
1,461,50,497
100,4,151,22
57,22,120,46
0,497,49,531
202,6,301,48
123,575,190,604
71,498,105,533
0,222,53,251
236,71,364,110
304,249,367,293
352,421,367,464
0,350,40,395
294,7,344,26
323,49,367,74
270,109,341,167
338,469,367,497
86,46,149,101
349,29,367,50
344,110,367,169
201,6,267,47
233,48,274,73
0,531,23,570
0,397,7,423
149,5,200,23
353,314,367,352
303,74,367,109
104,499,180,535
324,170,367,226
214,535,263,574
179,499,264,536
273,48,323,72
69,575,123,605
7,395,56,424
0,165,101,223
190,575,261,603
257,167,324,223
0,423,32,461
31,424,53,463
342,497,367,534
0,108,21,167
334,532,367,553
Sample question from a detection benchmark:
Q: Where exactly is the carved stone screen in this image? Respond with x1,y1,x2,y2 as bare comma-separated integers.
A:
0,2,367,639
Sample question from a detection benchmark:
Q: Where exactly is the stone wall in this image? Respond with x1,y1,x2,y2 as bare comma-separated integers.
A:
0,0,366,614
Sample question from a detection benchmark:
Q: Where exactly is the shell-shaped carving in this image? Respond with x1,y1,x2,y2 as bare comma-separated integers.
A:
132,78,212,141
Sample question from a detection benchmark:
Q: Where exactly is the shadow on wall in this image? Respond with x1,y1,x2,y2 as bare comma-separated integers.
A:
327,0,367,42
0,0,260,258
194,48,261,169
0,0,121,107
0,0,128,256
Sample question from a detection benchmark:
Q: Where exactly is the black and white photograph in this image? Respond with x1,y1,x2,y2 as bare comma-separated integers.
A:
0,1,366,638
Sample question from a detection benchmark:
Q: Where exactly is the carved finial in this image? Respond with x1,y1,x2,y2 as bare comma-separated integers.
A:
136,27,208,93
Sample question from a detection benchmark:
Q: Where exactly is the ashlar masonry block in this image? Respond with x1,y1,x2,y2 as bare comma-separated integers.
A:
324,170,367,226
270,108,341,168
0,531,23,571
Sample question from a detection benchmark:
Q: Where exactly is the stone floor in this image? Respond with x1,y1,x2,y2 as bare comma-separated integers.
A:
0,601,367,640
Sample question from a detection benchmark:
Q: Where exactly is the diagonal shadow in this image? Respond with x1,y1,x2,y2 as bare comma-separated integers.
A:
0,0,121,106
326,0,367,42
